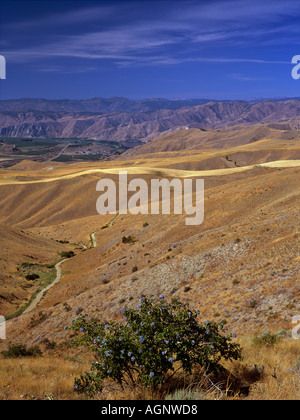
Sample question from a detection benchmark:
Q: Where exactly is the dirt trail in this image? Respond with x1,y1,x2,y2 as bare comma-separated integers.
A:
7,212,122,319
23,259,67,314
90,213,121,248
90,232,97,248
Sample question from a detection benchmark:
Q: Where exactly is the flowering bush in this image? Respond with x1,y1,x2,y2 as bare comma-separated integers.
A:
67,296,241,396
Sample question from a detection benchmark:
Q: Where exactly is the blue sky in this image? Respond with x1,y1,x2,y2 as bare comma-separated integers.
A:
1,0,300,100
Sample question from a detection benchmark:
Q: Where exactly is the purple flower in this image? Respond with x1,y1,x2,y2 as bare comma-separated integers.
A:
139,336,145,344
80,327,85,332
131,356,136,362
150,372,154,378
150,322,155,327
232,333,237,338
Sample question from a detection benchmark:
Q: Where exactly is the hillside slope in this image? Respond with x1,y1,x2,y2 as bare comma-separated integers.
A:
1,99,300,142
0,158,298,347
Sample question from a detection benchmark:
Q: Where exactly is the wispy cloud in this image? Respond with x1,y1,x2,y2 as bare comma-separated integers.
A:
2,0,300,69
31,64,98,74
228,73,274,82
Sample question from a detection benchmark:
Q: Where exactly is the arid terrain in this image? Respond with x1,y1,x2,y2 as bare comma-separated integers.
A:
0,120,299,400
2,98,300,142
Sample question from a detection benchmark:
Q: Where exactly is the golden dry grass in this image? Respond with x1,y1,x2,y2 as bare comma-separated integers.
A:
0,337,299,400
237,339,300,400
0,356,89,400
0,159,300,186
0,125,299,400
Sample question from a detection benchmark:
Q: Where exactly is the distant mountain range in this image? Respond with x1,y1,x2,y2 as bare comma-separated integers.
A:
0,97,226,113
1,97,300,142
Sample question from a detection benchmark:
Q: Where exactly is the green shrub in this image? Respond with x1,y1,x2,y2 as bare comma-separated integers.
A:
251,330,281,347
1,343,43,358
250,300,257,309
59,251,75,259
122,236,136,244
67,296,241,397
41,338,57,350
25,273,40,281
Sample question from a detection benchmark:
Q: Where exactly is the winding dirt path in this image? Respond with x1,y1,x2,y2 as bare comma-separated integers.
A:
8,212,122,318
90,212,121,248
23,259,67,314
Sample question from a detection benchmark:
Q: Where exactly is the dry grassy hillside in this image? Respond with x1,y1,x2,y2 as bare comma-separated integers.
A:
0,126,299,400
0,164,299,337
122,125,300,171
0,224,74,315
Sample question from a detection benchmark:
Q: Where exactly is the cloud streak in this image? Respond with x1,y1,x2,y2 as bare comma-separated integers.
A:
2,0,300,70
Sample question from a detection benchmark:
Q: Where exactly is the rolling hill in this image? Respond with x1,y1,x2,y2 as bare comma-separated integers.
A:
0,119,299,400
0,122,298,336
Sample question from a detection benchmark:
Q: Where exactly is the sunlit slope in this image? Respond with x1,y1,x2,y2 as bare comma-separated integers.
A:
1,163,299,342
1,125,299,185
123,125,300,153
0,158,299,185
0,124,299,338
0,224,69,314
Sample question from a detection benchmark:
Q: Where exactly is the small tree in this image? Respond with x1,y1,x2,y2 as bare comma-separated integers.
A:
67,296,241,397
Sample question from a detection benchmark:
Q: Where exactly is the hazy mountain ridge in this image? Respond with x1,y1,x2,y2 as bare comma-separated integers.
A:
1,98,300,142
0,97,224,113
